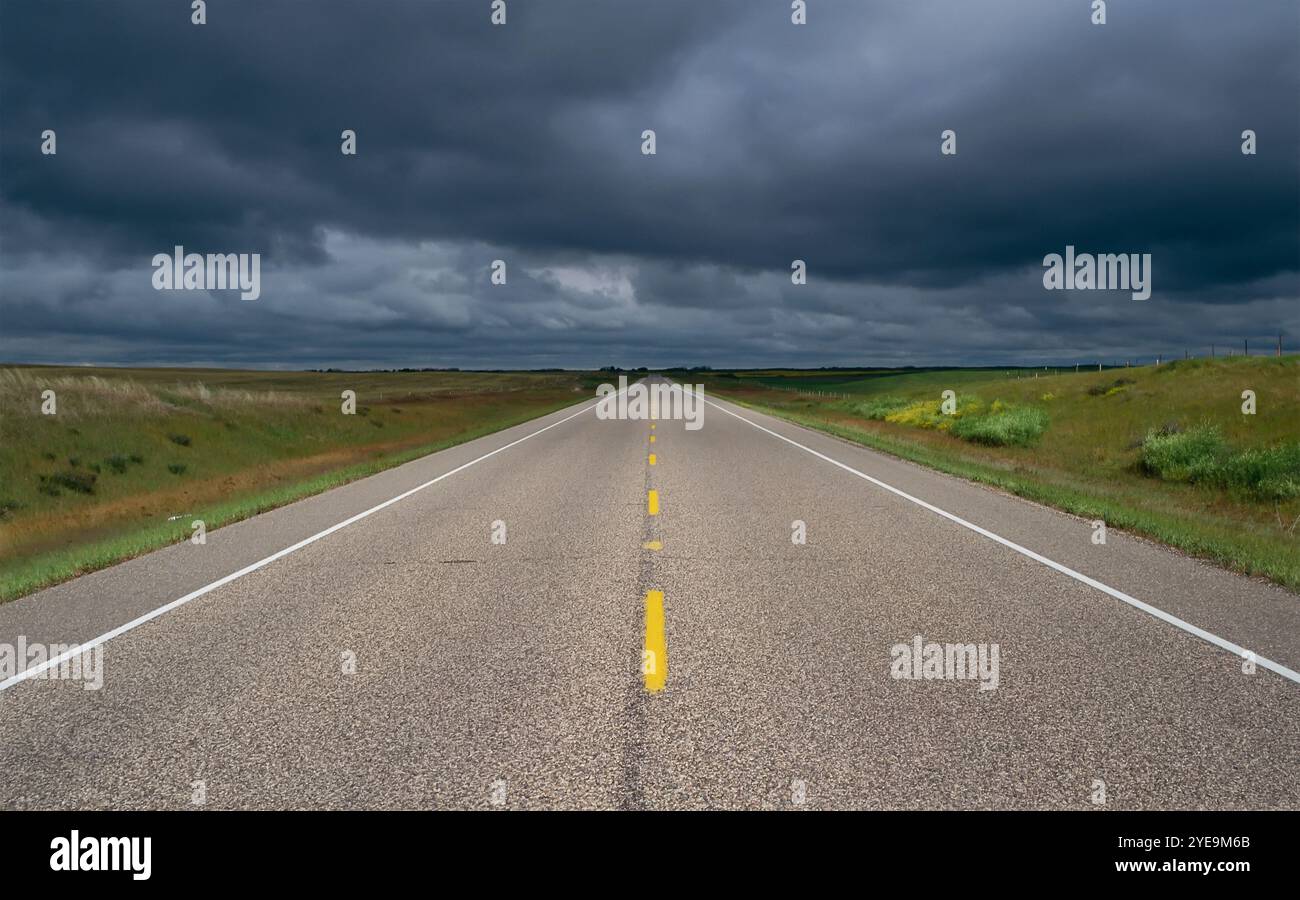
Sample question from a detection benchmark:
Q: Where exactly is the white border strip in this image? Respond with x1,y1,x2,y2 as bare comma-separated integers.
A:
0,399,602,694
705,397,1300,686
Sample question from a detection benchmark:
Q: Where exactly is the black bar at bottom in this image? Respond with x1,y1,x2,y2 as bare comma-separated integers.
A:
2,810,1289,886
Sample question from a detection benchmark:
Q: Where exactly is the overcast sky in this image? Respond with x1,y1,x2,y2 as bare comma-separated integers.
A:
1,0,1297,370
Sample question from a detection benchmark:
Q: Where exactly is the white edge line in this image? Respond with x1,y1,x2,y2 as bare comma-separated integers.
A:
0,397,606,694
704,396,1300,687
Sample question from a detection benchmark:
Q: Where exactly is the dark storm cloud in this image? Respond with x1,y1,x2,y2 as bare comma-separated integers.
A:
0,0,1296,368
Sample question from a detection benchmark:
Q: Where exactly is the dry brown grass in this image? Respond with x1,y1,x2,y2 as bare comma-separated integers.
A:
0,368,314,420
0,369,169,419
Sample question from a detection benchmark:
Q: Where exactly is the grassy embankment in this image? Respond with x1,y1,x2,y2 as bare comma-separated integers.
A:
0,366,597,602
697,358,1300,592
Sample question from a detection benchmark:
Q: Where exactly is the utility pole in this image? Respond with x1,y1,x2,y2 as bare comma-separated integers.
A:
1244,338,1248,357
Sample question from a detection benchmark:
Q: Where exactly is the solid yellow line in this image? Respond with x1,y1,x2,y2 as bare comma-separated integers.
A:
649,435,656,443
647,489,659,515
651,423,656,430
648,453,656,466
644,589,667,693
642,540,662,551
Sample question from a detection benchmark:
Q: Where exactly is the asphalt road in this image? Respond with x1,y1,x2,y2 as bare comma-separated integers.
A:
2,379,1298,809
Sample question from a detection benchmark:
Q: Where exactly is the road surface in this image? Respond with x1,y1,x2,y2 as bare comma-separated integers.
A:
2,379,1298,809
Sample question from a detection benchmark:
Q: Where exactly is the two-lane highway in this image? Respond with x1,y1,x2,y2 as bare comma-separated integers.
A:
2,380,1298,809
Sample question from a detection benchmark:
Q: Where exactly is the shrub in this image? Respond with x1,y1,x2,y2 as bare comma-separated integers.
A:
885,399,952,430
854,394,1049,446
168,433,192,446
1215,445,1300,501
951,406,1050,447
41,470,96,494
854,396,911,420
1140,426,1300,500
128,453,144,464
1139,425,1228,482
1088,377,1135,397
167,463,188,475
104,454,130,474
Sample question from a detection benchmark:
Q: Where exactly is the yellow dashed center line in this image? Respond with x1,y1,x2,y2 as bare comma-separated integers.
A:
643,427,664,691
643,589,667,693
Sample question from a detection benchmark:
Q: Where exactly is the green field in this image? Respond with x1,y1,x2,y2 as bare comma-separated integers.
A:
697,357,1300,592
0,366,596,602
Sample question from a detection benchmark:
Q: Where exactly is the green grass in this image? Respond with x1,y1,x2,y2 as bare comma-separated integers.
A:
701,356,1300,592
0,366,591,602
